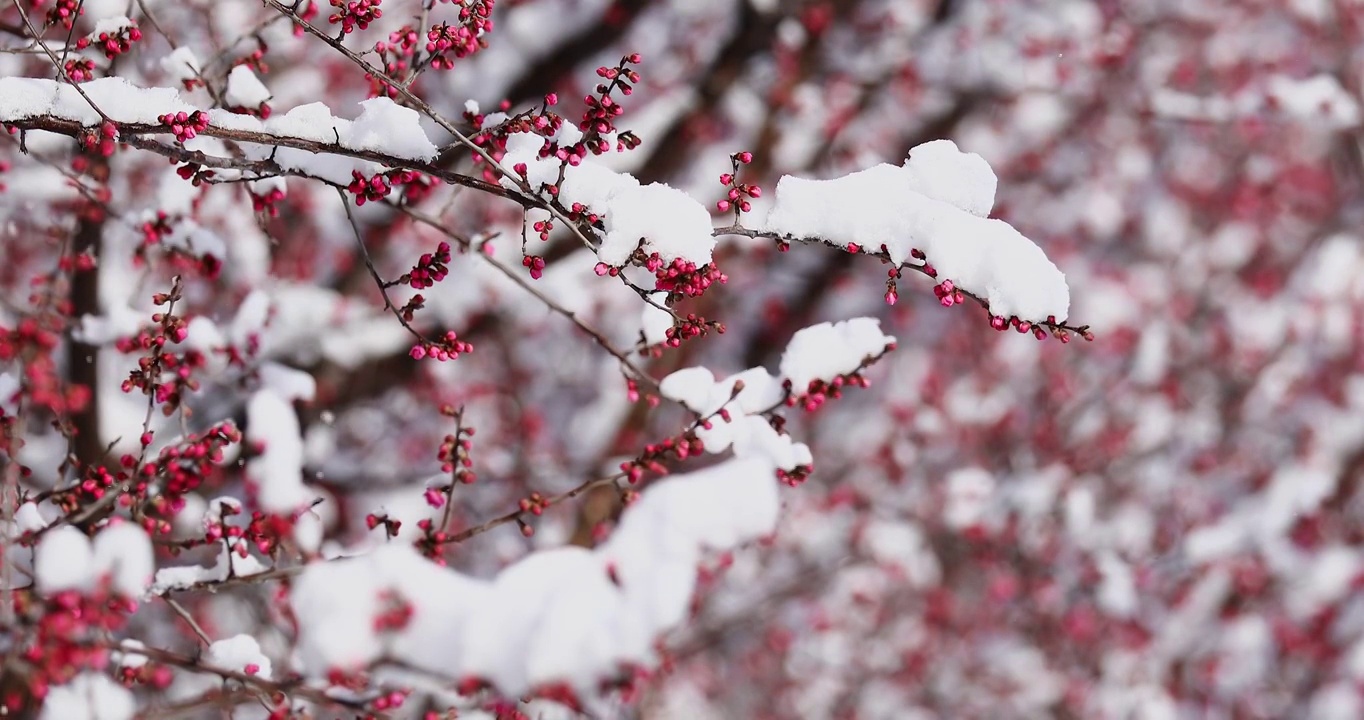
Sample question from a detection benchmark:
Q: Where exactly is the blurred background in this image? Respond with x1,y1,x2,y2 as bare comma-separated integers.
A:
5,0,1364,718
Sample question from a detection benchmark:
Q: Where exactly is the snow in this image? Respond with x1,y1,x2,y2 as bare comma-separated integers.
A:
291,454,784,697
225,65,271,108
1267,74,1361,128
14,502,46,534
657,365,806,467
36,524,153,597
0,77,192,126
39,673,134,720
944,468,996,529
498,132,716,266
344,97,439,161
258,361,317,402
0,372,18,414
245,389,314,514
596,182,716,266
88,16,135,38
74,304,144,345
207,635,273,679
762,141,1070,322
34,526,95,594
900,139,998,217
149,544,267,595
860,520,941,588
159,47,201,84
778,317,895,392
91,523,154,597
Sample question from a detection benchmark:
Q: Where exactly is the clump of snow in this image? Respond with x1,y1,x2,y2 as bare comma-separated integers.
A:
900,139,998,216
292,454,784,698
498,132,716,266
344,97,438,161
1267,74,1361,128
224,65,271,108
0,77,192,125
34,526,94,594
40,673,134,720
778,317,895,392
262,101,350,143
34,524,153,597
762,141,1070,322
944,467,996,529
207,635,273,679
245,389,314,514
657,366,804,466
88,16,135,38
14,501,46,534
159,47,201,85
0,372,19,414
258,362,317,403
596,183,716,266
149,544,267,595
860,520,941,588
91,523,155,597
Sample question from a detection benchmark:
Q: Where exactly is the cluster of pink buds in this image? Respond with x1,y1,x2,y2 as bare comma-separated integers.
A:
656,313,724,351
347,170,391,205
423,0,495,70
158,110,208,143
346,169,430,206
786,373,873,413
413,517,456,561
115,283,206,417
619,434,705,484
48,464,120,509
116,659,174,691
76,22,142,60
521,254,546,279
578,55,642,142
717,150,757,212
716,160,760,213
370,690,409,711
988,313,1087,342
44,0,83,28
436,408,477,482
135,422,239,511
1,323,87,415
63,58,95,83
399,294,425,323
248,185,286,217
777,464,813,487
372,591,414,632
368,26,419,97
365,512,402,537
328,0,382,36
532,217,555,241
173,161,213,186
518,491,548,516
624,377,657,405
78,121,118,157
409,330,472,361
934,279,965,307
647,254,728,299
568,201,601,226
11,582,141,717
406,241,451,289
